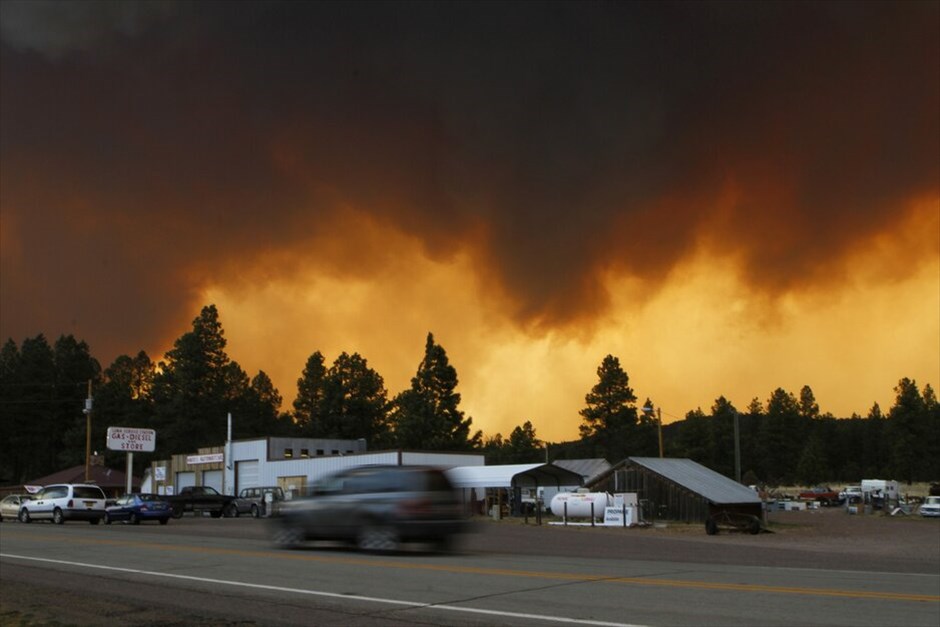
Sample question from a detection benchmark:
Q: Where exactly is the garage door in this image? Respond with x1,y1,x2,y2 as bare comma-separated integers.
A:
236,460,259,494
203,470,223,493
176,471,195,492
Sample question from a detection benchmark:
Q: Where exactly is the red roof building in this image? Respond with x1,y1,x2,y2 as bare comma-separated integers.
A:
1,465,140,498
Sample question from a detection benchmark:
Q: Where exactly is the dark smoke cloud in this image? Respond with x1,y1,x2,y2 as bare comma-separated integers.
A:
2,1,937,361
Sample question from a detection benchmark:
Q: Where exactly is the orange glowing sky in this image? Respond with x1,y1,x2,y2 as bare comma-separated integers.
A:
1,2,937,442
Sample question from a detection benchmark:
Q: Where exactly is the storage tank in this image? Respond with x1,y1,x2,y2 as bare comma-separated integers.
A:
550,492,610,519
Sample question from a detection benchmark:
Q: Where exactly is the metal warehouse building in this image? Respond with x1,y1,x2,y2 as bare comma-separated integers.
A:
589,457,762,524
146,437,484,498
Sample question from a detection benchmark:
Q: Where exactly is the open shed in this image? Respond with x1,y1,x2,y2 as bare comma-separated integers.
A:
588,457,761,523
446,463,585,516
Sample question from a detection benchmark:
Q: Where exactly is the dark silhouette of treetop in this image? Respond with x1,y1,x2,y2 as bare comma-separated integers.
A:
391,333,477,450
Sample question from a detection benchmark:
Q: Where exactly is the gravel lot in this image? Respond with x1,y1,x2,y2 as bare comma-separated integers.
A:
468,506,940,573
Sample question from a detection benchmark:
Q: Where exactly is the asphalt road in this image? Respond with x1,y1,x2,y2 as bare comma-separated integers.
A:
1,516,938,626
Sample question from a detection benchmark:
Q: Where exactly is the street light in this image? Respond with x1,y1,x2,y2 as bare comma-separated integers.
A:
642,404,664,458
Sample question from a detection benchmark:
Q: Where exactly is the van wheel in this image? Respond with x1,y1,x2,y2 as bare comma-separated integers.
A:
53,508,65,524
129,512,140,525
172,507,183,519
250,504,260,518
357,524,400,553
225,503,238,518
19,509,31,523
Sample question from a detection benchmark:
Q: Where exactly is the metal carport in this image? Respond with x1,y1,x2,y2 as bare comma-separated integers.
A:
446,463,585,516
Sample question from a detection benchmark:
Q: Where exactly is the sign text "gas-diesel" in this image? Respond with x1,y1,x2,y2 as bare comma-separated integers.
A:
106,427,156,452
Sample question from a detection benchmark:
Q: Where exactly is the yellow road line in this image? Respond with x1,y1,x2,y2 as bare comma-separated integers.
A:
4,531,938,603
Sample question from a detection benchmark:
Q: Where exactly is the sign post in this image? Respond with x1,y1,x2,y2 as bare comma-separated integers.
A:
106,427,156,494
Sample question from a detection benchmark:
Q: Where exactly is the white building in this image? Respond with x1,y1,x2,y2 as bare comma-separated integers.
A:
145,437,484,497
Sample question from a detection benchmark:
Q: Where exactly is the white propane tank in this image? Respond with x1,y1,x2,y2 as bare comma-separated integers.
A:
550,492,611,519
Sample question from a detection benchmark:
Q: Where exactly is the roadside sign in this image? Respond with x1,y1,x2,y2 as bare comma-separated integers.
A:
106,426,156,452
187,453,223,465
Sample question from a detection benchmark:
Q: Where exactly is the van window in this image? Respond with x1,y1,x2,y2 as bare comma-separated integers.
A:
347,470,399,494
73,486,105,499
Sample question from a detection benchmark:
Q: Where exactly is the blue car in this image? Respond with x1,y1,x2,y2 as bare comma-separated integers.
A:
104,493,172,525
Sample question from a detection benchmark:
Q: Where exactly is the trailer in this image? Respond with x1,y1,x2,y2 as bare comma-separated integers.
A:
705,510,762,535
861,479,900,509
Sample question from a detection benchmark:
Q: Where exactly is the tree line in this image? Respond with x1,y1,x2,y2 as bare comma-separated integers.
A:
1,305,936,486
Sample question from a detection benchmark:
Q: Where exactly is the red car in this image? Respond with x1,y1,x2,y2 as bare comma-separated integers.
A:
798,486,841,506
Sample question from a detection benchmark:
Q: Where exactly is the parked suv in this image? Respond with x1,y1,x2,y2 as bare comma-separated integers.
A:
272,465,468,552
920,496,940,518
19,484,107,524
234,486,285,518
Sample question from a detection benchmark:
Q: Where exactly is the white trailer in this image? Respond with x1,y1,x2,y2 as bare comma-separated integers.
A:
861,479,900,508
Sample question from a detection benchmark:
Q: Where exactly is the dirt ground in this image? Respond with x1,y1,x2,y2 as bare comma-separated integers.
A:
470,504,940,574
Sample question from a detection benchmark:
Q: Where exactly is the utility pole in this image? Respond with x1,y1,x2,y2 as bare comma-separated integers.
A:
643,404,666,458
84,380,93,482
734,410,741,483
657,407,663,458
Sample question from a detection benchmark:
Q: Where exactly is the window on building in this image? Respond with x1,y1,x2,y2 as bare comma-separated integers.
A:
284,448,293,458
332,449,339,455
300,448,309,458
316,449,324,456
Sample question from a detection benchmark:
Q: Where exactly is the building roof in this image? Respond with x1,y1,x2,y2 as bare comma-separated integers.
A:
446,463,585,490
627,457,760,505
553,458,612,482
24,464,140,489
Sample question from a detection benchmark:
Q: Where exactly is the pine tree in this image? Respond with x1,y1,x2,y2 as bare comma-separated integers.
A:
52,335,102,470
760,388,801,484
799,385,820,420
293,351,327,435
96,351,157,469
151,305,248,454
321,352,390,445
578,355,637,462
887,378,927,483
506,420,543,463
391,333,476,451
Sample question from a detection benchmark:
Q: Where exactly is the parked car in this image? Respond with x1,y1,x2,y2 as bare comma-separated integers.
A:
0,494,30,521
798,485,842,506
233,486,285,518
18,484,107,524
165,485,238,518
839,486,863,502
919,496,940,518
104,493,172,525
272,465,469,552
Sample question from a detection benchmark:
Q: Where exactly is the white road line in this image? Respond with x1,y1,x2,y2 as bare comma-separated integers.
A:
1,553,646,627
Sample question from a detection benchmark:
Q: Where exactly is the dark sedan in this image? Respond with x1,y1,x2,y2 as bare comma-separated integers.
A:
104,494,172,525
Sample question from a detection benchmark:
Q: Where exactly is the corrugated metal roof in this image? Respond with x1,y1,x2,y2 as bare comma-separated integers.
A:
446,463,585,489
628,457,760,504
553,458,611,482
